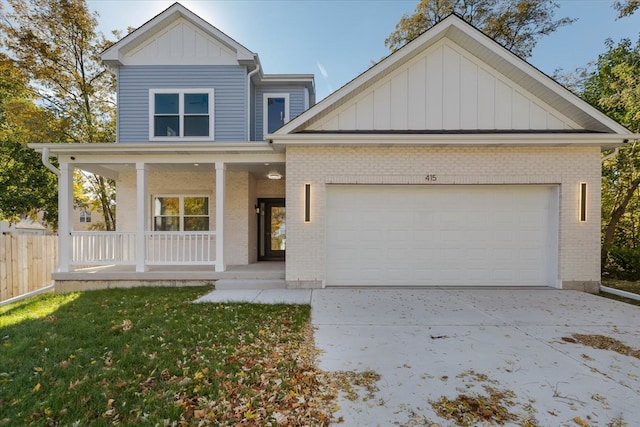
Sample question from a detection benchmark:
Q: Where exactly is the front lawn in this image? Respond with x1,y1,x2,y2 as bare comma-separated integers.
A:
0,286,336,426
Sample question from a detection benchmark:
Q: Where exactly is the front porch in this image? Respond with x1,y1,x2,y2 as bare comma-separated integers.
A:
32,142,288,283
52,261,285,293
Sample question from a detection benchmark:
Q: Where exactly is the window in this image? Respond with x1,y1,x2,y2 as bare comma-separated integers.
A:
79,210,91,223
150,89,214,140
263,93,289,137
153,196,209,231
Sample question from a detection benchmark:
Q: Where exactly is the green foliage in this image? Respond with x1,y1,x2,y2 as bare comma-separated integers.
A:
385,0,574,58
583,37,640,133
0,139,58,226
0,54,61,226
0,287,342,426
606,246,640,281
577,36,640,272
0,0,118,229
614,0,640,18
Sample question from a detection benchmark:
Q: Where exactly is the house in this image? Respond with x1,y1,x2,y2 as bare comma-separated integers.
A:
0,216,48,236
31,3,637,293
73,205,105,231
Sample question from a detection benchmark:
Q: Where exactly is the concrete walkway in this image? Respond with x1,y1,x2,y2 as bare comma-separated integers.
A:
311,288,640,426
195,288,311,304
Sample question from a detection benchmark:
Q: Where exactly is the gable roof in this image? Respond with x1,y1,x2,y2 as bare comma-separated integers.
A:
273,14,632,138
101,2,257,68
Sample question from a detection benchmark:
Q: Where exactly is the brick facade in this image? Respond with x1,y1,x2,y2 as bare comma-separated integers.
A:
285,145,601,289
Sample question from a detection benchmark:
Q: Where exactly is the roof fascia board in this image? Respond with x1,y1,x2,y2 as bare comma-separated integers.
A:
101,3,255,66
62,152,286,165
29,142,277,155
257,74,316,97
269,132,639,146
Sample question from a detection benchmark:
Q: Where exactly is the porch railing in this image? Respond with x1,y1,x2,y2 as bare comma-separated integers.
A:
70,231,216,266
71,232,136,265
146,231,216,265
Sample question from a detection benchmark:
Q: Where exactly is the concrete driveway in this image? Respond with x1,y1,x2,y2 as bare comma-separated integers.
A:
311,288,640,426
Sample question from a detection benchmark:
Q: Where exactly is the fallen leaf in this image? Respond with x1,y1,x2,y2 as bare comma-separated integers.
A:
573,416,590,427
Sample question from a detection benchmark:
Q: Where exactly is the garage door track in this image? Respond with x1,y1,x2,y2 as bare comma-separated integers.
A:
311,288,640,426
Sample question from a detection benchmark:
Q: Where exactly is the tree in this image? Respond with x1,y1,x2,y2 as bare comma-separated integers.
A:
0,0,117,230
614,0,639,18
385,0,574,58
580,37,640,271
0,54,62,227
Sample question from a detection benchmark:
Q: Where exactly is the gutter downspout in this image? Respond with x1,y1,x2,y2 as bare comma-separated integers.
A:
41,147,60,176
247,64,260,141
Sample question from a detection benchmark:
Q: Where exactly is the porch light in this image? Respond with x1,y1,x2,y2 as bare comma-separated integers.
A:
579,182,587,222
267,171,282,180
305,184,311,223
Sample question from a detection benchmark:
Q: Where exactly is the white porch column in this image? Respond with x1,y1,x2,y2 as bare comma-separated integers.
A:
215,161,226,272
57,162,74,272
136,162,148,272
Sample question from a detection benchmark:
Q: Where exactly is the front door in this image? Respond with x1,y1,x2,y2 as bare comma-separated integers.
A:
258,198,285,261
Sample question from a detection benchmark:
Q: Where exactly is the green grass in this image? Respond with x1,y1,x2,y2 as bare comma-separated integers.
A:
0,286,325,426
601,279,640,307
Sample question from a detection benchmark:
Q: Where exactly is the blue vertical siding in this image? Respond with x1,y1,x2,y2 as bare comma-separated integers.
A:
255,87,307,141
118,65,247,142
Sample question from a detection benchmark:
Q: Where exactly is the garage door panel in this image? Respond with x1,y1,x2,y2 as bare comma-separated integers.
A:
326,185,558,287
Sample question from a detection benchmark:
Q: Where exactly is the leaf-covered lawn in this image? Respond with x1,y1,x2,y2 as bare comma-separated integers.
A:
0,286,340,426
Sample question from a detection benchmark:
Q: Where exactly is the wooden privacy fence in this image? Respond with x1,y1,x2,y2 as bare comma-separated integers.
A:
0,234,57,302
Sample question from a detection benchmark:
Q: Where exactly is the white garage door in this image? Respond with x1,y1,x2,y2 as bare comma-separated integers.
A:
326,185,558,287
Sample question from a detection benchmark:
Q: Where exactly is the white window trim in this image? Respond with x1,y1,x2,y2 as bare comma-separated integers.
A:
152,194,211,231
263,93,290,138
149,89,215,142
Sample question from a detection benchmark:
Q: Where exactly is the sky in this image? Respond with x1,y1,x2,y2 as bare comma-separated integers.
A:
86,0,640,101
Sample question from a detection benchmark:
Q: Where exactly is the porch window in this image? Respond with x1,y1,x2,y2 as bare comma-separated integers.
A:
150,89,214,141
153,196,209,231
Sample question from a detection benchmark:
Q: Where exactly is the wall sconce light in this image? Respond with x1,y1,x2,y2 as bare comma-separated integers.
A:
254,204,260,215
579,182,587,222
304,184,311,222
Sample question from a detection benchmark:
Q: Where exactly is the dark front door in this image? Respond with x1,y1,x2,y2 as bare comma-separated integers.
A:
258,198,285,261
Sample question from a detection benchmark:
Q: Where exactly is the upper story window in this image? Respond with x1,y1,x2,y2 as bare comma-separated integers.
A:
263,93,289,137
149,89,214,141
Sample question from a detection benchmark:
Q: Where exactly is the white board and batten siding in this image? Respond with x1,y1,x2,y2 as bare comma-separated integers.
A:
310,40,579,131
325,185,559,287
123,17,240,66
